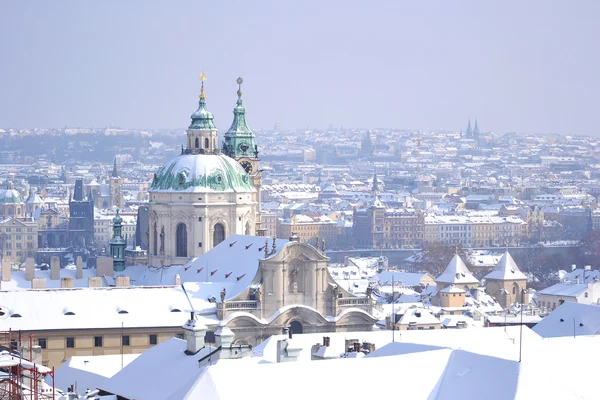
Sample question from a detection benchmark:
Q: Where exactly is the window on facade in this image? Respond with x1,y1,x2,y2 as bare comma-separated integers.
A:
176,223,187,257
204,138,209,149
122,335,130,346
94,336,103,347
195,137,199,148
38,338,47,349
213,223,225,247
66,337,75,348
149,334,158,345
585,292,589,298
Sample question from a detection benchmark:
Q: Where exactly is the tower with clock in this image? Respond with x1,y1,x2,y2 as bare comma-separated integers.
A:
223,78,263,222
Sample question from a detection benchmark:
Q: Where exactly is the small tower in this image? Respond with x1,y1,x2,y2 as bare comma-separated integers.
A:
371,171,379,193
484,251,527,309
110,209,126,272
222,77,261,232
109,157,124,209
465,118,472,139
186,72,218,153
473,119,480,146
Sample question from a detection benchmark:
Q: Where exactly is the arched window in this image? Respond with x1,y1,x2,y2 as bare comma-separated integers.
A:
245,222,251,235
153,224,158,256
176,223,187,257
213,223,225,247
512,286,516,295
205,137,210,149
195,137,199,149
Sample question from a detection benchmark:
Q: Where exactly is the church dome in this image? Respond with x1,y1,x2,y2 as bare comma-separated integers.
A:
0,182,24,204
150,154,254,193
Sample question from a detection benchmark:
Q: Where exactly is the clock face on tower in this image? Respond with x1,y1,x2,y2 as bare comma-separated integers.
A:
240,160,253,174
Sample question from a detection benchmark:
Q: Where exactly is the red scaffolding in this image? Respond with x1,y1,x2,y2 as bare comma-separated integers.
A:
0,329,56,400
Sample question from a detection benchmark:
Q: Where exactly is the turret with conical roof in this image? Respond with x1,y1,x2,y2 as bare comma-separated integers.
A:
484,250,527,309
186,72,218,153
435,254,479,291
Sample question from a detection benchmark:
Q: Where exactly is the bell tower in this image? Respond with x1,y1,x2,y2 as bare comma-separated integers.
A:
222,77,262,224
186,72,218,154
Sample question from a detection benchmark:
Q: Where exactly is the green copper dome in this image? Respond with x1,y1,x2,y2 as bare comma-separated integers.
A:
150,154,254,193
0,182,24,204
189,97,216,130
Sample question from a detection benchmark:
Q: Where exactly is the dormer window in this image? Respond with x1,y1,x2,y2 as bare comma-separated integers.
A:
64,311,75,316
118,310,129,314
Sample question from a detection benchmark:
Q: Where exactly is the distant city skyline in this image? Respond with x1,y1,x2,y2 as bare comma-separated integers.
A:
1,1,599,135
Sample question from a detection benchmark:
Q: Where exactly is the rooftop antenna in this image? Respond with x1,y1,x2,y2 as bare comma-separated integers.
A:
518,288,524,363
392,274,395,342
181,283,197,321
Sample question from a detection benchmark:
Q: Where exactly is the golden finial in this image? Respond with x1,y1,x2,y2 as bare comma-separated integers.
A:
236,77,243,97
199,72,207,99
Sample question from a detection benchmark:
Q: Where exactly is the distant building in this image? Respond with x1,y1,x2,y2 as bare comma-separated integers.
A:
68,179,95,248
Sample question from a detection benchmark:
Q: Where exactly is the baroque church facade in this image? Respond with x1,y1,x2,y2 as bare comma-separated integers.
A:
147,76,261,267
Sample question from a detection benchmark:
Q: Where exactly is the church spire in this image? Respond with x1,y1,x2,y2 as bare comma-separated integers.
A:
466,118,472,138
188,72,216,131
223,77,258,159
112,157,119,178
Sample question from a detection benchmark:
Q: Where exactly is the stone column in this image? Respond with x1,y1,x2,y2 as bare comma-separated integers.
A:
1,255,12,282
25,257,35,281
76,256,83,279
50,256,60,280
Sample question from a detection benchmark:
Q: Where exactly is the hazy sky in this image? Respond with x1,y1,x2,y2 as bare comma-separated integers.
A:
1,1,598,135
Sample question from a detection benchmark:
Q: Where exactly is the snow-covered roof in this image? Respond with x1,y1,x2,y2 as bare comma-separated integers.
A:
99,338,220,400
174,235,289,302
440,285,465,294
484,251,527,281
53,354,140,395
536,282,588,298
436,255,479,286
0,286,219,332
533,302,600,338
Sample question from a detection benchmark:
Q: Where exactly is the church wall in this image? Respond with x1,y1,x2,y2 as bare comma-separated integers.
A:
148,189,256,267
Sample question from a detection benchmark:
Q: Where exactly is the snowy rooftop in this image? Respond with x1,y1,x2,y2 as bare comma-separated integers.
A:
533,302,600,338
436,255,479,286
484,251,527,281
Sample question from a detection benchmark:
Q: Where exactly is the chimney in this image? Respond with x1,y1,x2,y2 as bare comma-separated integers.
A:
353,342,361,353
61,277,75,288
183,313,207,355
88,276,102,288
174,274,181,286
276,339,302,363
116,276,130,287
31,277,46,289
289,232,300,242
25,257,35,281
323,336,330,347
1,255,12,282
50,256,60,280
572,264,577,272
585,265,592,271
76,256,83,280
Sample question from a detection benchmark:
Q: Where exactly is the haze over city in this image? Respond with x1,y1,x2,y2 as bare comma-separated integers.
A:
1,0,599,134
3,2,600,399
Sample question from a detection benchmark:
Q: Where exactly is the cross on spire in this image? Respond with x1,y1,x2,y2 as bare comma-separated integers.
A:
199,72,207,99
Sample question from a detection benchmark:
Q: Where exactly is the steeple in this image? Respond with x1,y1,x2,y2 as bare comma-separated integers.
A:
110,209,126,272
466,119,472,139
111,157,119,178
187,72,218,153
372,171,379,193
222,77,258,160
473,119,480,146
188,72,216,131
